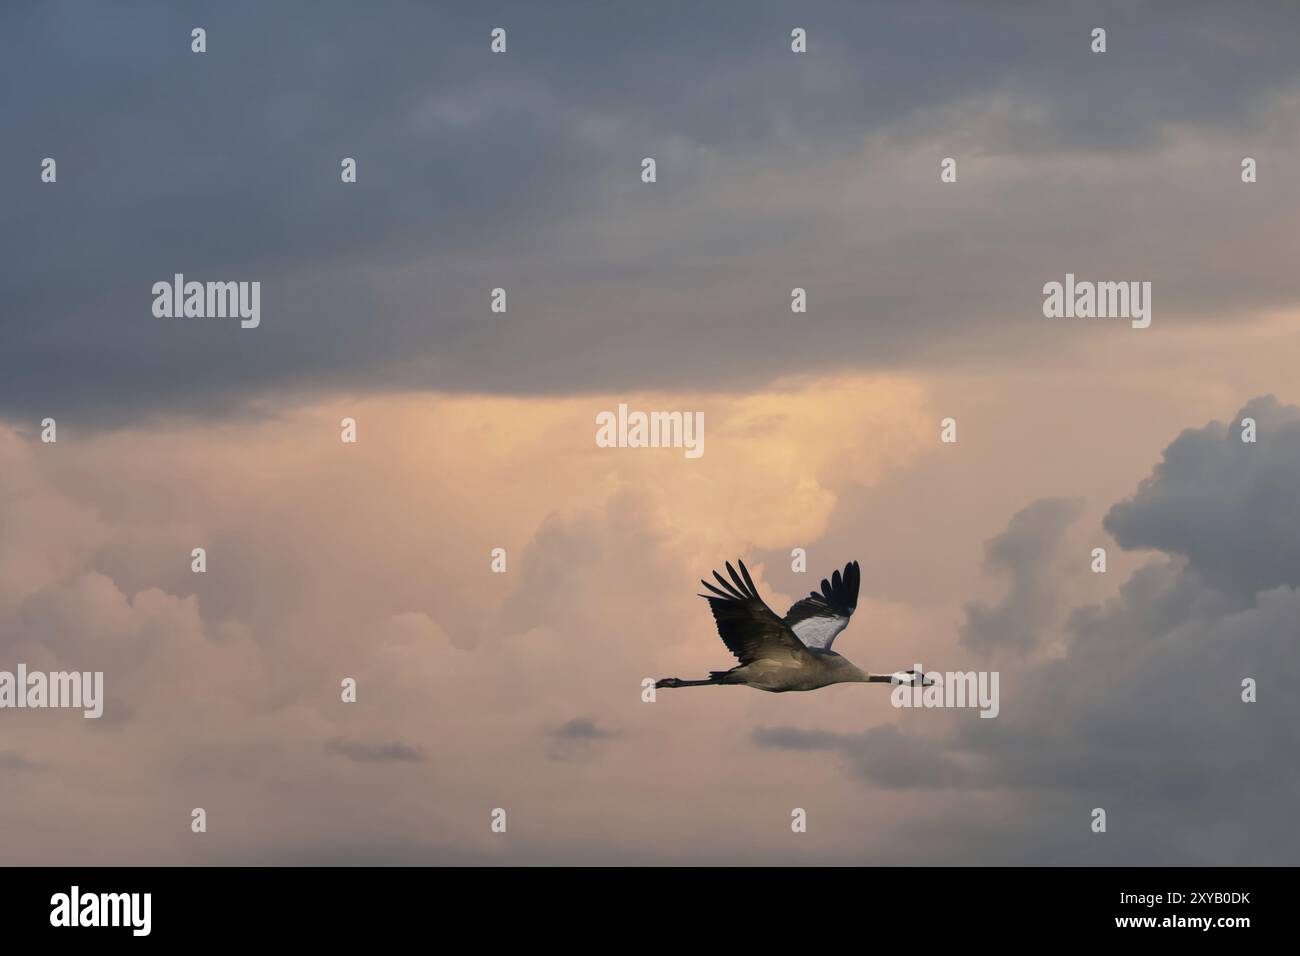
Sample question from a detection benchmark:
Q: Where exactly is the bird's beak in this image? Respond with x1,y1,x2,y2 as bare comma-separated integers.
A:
893,670,938,687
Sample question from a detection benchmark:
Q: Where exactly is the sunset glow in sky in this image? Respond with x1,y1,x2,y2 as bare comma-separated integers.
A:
3,1,1299,864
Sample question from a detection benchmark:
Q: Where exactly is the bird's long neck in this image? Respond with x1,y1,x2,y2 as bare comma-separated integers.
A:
835,662,900,685
841,663,892,684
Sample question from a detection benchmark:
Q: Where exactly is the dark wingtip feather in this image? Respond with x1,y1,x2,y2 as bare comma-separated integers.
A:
700,579,730,599
801,560,862,615
711,569,743,600
725,561,747,596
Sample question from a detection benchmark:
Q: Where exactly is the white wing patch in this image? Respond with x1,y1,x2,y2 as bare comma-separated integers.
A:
782,561,861,650
789,614,849,650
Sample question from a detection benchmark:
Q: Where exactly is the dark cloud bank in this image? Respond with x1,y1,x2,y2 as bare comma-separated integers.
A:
4,1,1300,421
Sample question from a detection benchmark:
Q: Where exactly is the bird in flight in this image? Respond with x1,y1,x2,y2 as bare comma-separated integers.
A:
656,559,934,693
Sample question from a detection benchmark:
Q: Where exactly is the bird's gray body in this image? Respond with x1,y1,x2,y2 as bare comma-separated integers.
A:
656,559,930,694
713,648,868,693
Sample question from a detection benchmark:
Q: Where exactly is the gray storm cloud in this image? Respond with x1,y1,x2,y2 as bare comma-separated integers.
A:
754,724,970,789
1104,395,1300,597
5,1,1300,421
549,717,618,740
960,496,1085,656
325,738,424,764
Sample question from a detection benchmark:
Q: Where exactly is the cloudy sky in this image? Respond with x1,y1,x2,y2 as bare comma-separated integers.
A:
1,0,1298,864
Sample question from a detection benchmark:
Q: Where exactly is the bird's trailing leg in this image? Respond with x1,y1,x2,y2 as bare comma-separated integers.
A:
655,676,720,689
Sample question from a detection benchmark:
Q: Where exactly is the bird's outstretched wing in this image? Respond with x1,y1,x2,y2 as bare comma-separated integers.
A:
783,560,860,650
699,560,814,665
